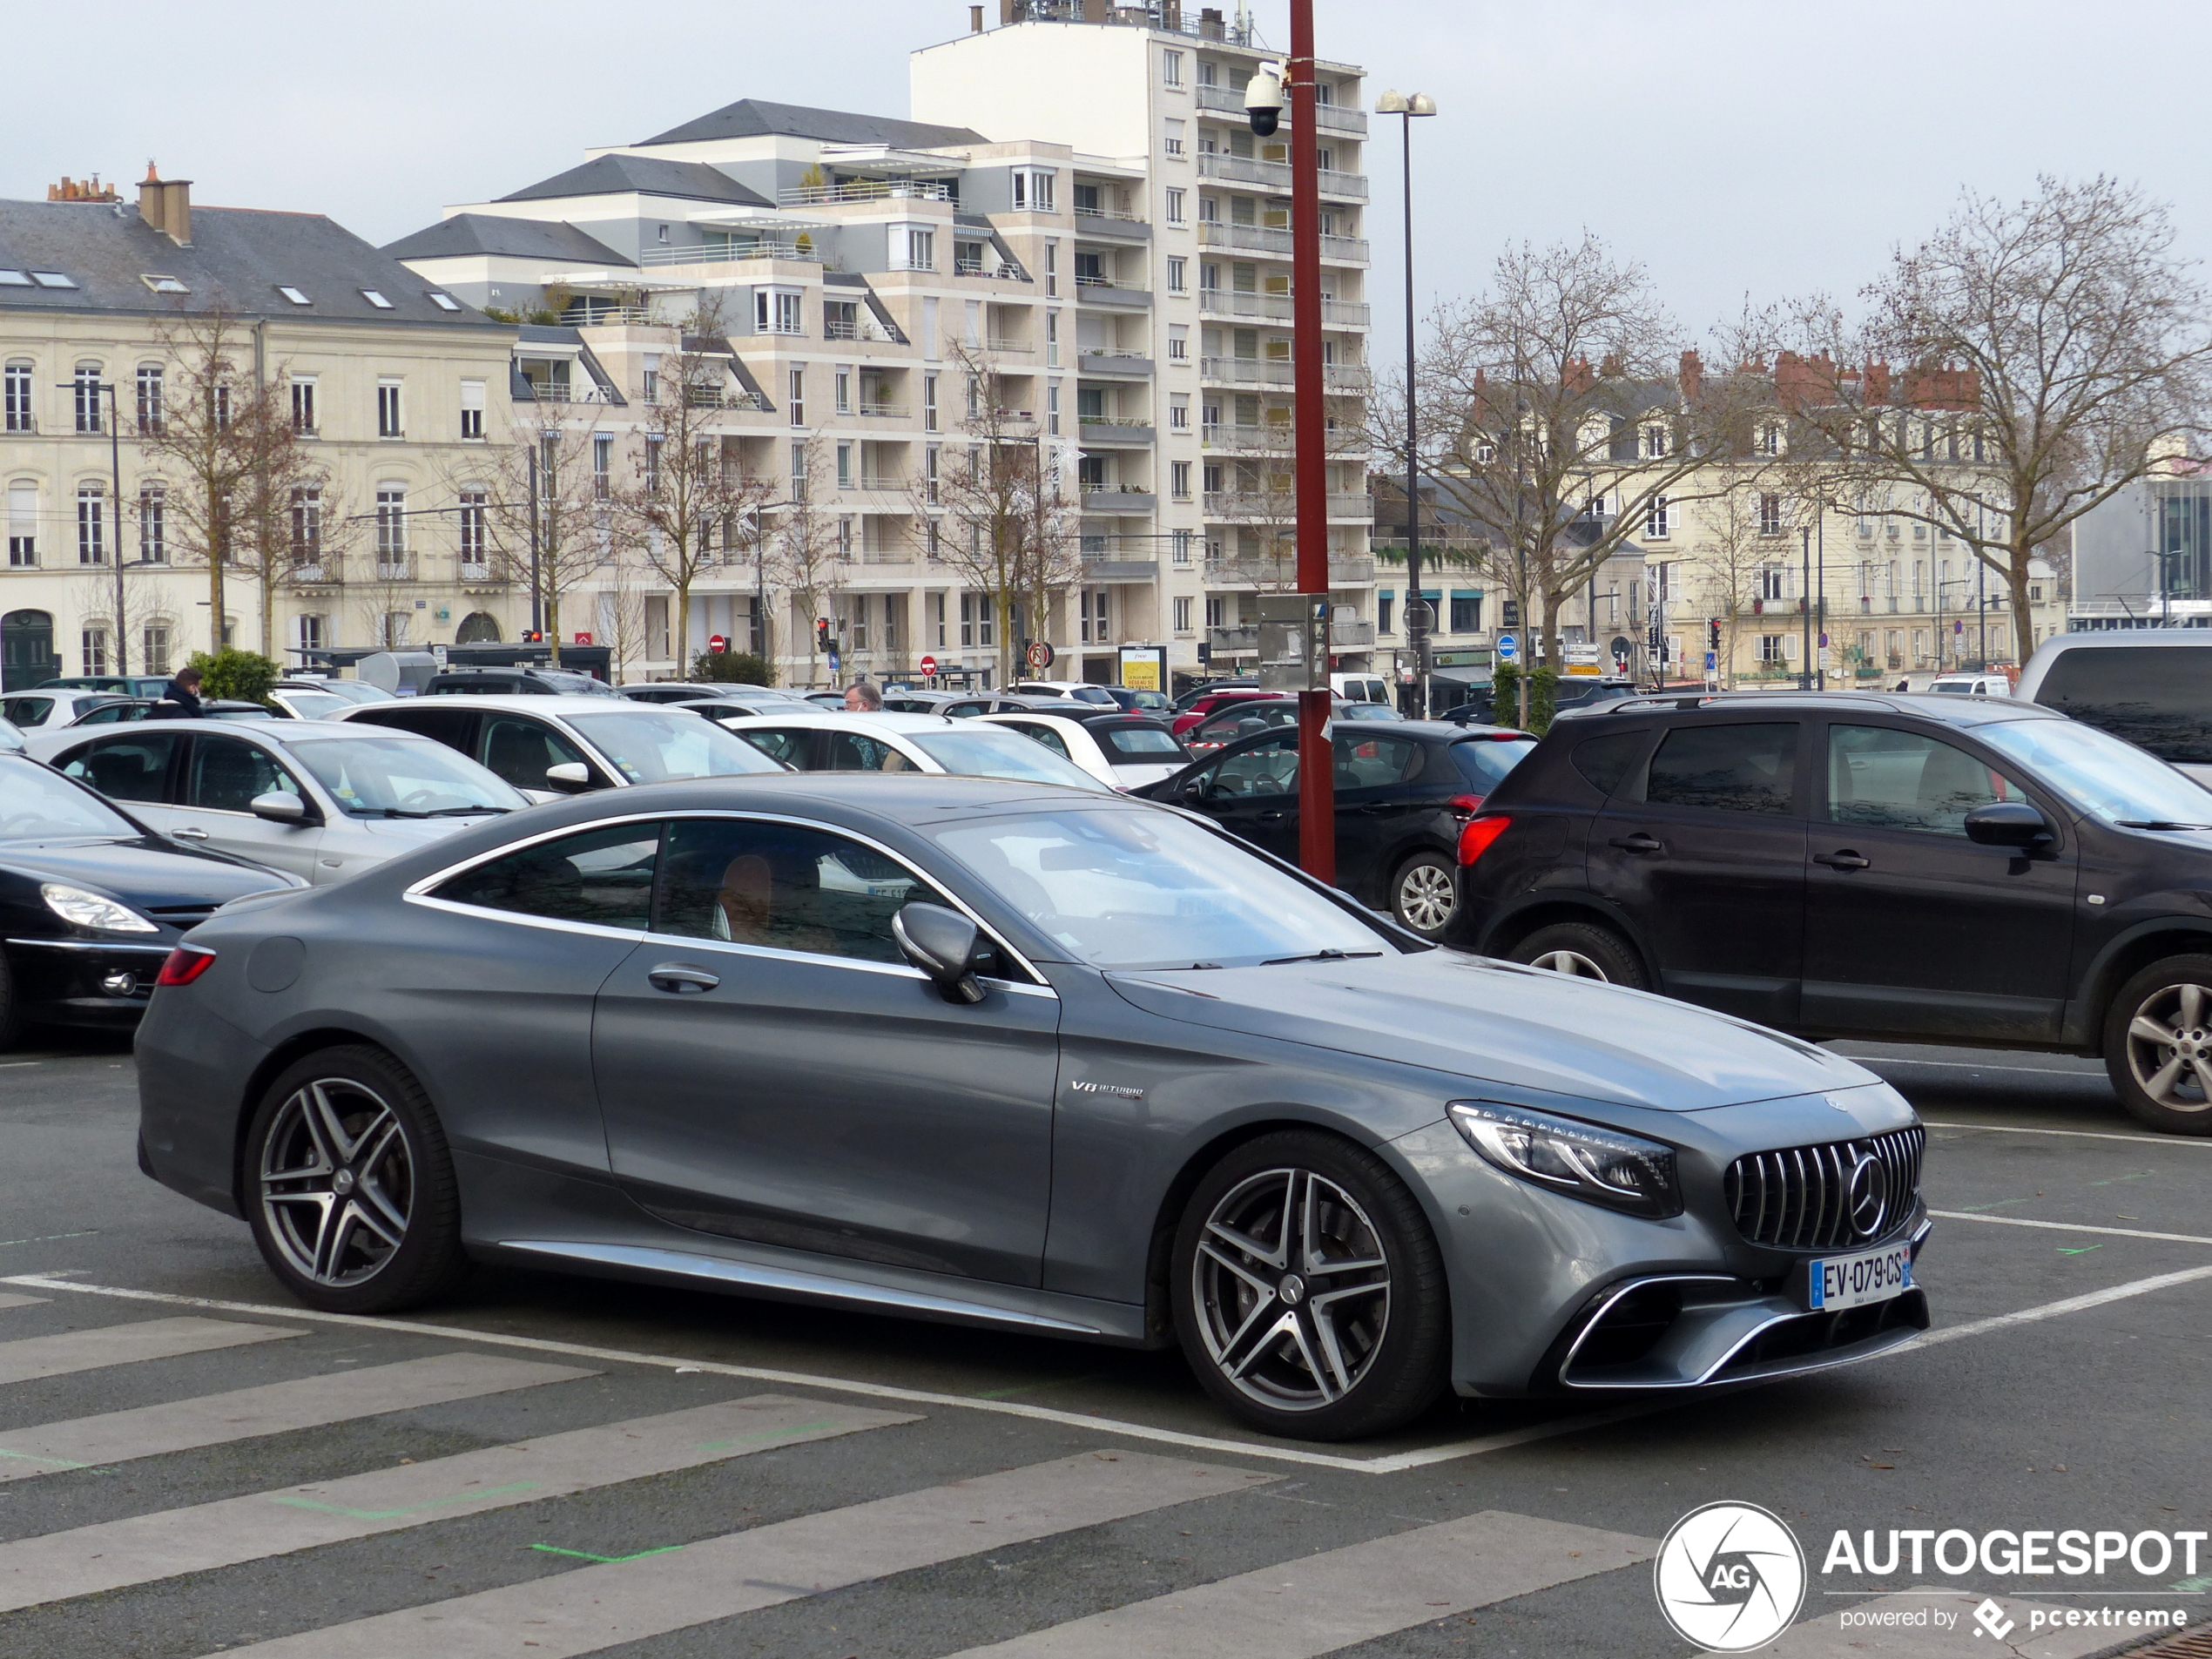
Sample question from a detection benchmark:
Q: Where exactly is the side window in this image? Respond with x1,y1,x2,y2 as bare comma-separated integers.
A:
1572,731,1649,795
824,731,914,772
1827,725,2027,836
481,717,590,791
1332,733,1420,787
733,726,814,768
1204,733,1299,799
1009,721,1072,759
61,732,179,804
187,736,305,813
1642,723,1797,814
3,697,51,726
652,817,981,968
433,822,660,928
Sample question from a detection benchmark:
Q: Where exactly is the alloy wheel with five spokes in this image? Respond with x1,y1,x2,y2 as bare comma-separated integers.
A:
260,1078,415,1287
2124,980,2212,1116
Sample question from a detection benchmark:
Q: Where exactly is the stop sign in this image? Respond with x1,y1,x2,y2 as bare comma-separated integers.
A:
707,634,727,655
919,654,939,676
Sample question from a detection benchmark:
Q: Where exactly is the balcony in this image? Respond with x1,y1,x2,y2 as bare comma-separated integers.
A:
1195,153,1369,201
1072,206,1151,241
1081,548,1159,581
1076,351,1154,379
982,336,1035,356
1074,277,1152,309
1201,491,1373,522
779,180,953,206
854,400,910,420
1195,85,1368,136
515,379,617,406
1203,422,1366,456
1201,355,1291,388
1205,556,1376,587
1078,418,1155,445
1197,223,1369,263
1078,484,1157,514
640,242,823,266
838,474,912,496
952,257,1027,280
1197,290,1372,329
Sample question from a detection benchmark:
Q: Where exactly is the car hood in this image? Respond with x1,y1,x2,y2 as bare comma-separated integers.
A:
1103,948,1878,1113
341,812,520,841
0,836,298,907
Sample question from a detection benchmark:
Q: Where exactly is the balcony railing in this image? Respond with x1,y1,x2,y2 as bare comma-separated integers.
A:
1076,351,1154,376
1198,289,1366,327
516,380,617,405
953,257,1026,280
566,304,664,327
1195,85,1367,136
839,475,911,493
824,318,899,343
1202,356,1293,387
1204,555,1377,588
1197,223,1370,262
1195,153,1370,200
779,179,953,206
983,336,1035,355
854,400,910,420
1202,422,1367,455
640,241,823,266
1073,205,1148,225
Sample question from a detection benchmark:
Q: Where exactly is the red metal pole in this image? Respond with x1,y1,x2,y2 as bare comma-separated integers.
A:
1290,0,1335,881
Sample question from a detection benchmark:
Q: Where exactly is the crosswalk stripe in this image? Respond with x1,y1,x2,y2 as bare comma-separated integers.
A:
0,1352,597,1483
0,1393,915,1615
0,1315,301,1386
1761,1588,2145,1656
0,1293,47,1312
204,1451,1277,1659
939,1509,1653,1657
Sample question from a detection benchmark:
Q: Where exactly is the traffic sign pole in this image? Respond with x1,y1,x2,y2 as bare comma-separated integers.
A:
1288,0,1334,884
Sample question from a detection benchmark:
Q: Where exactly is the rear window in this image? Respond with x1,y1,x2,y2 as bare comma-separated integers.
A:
1642,723,1797,814
1450,736,1538,790
1103,725,1183,759
2036,646,2212,764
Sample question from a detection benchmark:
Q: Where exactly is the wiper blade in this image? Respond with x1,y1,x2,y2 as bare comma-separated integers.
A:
1261,948,1385,966
426,806,511,816
2116,820,2210,831
357,806,431,819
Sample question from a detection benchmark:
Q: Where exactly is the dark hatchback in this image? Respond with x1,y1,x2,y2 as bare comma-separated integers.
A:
0,753,301,1046
1139,719,1535,939
1452,691,2212,1133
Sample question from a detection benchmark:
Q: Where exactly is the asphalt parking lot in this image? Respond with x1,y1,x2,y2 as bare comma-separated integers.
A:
1,1033,2206,1658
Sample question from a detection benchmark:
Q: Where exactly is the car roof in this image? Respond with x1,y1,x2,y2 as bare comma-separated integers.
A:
711,711,961,732
2025,630,2212,651
1551,690,2065,727
358,694,641,715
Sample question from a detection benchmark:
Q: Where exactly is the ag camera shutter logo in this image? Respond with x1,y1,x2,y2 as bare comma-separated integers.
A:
1654,1501,1807,1651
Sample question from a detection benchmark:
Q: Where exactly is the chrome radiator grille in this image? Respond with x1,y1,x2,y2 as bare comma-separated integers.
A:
1723,1127,1925,1251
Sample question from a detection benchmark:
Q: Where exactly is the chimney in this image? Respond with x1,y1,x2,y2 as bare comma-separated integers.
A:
1678,348,1703,401
969,3,984,28
138,163,192,246
138,162,166,236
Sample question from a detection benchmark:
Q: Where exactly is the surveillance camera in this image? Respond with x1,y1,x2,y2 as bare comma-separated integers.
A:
1244,63,1284,138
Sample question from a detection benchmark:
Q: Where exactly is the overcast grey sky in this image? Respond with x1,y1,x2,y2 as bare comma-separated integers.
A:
10,0,2208,352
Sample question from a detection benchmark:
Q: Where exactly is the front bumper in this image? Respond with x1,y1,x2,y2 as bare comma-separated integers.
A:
3,936,175,1028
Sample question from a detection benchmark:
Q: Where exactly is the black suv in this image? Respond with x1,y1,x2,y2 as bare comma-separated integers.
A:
1452,691,2212,1133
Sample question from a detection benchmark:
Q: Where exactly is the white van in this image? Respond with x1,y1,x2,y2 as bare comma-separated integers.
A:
1331,672,1392,705
1925,671,2014,698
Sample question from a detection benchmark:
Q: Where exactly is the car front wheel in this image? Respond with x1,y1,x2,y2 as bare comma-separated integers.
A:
1390,851,1458,939
2105,955,2212,1135
1507,921,1649,989
1171,1130,1448,1440
245,1045,469,1311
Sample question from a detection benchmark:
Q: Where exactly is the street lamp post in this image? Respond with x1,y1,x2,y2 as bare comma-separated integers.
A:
1376,89,1436,719
1799,525,1813,691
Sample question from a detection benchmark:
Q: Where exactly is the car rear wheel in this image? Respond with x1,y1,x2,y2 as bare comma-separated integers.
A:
2105,955,2212,1135
1171,1130,1448,1441
245,1045,469,1312
1508,921,1649,989
1390,851,1458,939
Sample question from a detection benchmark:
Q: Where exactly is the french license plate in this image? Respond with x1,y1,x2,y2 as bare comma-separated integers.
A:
1806,1244,1913,1312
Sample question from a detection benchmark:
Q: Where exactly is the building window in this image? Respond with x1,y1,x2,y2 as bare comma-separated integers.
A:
789,368,805,427
81,627,110,677
375,487,408,575
835,368,852,415
1171,460,1192,497
142,624,172,676
291,487,321,568
1377,593,1395,635
836,442,853,489
593,434,613,499
926,444,941,505
291,377,317,434
1172,529,1193,565
6,483,34,567
135,364,164,434
461,379,485,440
923,373,939,431
1164,186,1188,224
3,361,30,432
754,289,803,334
1642,424,1668,459
645,435,664,495
1011,168,1055,213
1047,382,1060,436
1043,241,1058,298
1170,595,1194,635
1757,564,1786,601
1645,496,1669,538
377,380,403,438
1046,310,1060,368
894,226,936,272
1169,324,1189,361
293,615,324,657
76,484,105,564
790,441,808,494
1166,254,1188,291
1759,492,1783,536
961,591,995,648
1162,49,1184,85
1079,589,1110,644
74,365,103,434
1170,394,1190,429
1758,633,1784,664
458,489,488,574
1450,594,1482,633
1164,118,1186,157
138,485,166,563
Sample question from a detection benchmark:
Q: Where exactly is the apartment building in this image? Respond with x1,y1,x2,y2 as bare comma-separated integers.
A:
0,172,517,690
385,1,1374,687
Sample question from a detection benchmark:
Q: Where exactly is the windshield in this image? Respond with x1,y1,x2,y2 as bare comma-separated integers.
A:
906,726,1113,791
278,691,350,719
309,680,395,704
287,735,529,816
1932,682,1973,694
1452,736,1539,790
565,708,786,783
1979,718,2212,826
1103,725,1184,759
0,758,140,839
931,808,1393,969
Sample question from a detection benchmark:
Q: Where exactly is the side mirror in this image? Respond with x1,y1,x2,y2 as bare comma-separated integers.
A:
892,902,988,1004
1965,800,2054,849
543,761,596,793
1178,775,1206,801
249,792,309,825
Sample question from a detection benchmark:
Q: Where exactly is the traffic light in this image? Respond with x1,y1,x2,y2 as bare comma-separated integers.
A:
522,630,543,644
816,618,832,653
1708,618,1722,651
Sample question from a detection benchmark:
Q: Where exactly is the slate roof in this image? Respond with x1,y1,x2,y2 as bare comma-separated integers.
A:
639,98,985,151
0,199,498,327
497,154,772,208
381,213,635,268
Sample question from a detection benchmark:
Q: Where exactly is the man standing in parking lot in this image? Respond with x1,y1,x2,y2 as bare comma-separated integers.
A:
152,665,206,719
844,678,882,711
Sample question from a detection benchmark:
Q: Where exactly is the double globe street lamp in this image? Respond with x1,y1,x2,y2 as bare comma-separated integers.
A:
1376,91,1437,716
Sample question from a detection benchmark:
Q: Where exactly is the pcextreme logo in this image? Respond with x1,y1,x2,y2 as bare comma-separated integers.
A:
1654,1501,1809,1652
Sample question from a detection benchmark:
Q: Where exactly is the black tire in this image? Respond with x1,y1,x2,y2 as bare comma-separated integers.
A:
1389,850,1459,940
243,1044,469,1312
0,950,20,1053
1508,921,1649,990
1170,1130,1448,1440
2103,954,2212,1136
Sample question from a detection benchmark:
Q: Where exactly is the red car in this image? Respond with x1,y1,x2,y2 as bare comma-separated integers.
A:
1170,687,1285,738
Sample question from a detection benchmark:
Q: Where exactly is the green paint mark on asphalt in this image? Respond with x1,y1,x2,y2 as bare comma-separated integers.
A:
973,1374,1109,1399
0,1447,90,1469
1959,1197,2033,1212
529,1542,687,1564
273,1480,542,1520
2058,1245,2102,1255
691,1420,843,1451
2088,1172,2155,1187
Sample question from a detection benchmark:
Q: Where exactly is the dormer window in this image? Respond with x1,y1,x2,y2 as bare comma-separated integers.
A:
361,289,394,310
278,286,311,306
0,270,29,287
428,293,462,312
141,275,188,294
30,273,77,289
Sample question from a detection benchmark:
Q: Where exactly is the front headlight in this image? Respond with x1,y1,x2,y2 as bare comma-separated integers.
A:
1449,1101,1682,1217
41,882,158,934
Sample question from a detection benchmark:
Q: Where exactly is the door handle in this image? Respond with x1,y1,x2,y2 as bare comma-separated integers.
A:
1607,833,1662,853
1257,809,1290,822
1812,850,1871,870
647,963,720,994
171,827,210,841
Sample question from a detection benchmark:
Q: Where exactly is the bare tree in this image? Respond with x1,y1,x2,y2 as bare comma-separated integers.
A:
480,408,609,666
610,305,782,665
591,537,654,685
769,431,842,687
1787,176,2212,657
1414,236,1764,719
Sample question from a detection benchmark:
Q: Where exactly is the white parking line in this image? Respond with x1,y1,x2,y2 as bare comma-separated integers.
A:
0,1315,300,1386
1927,1210,2212,1247
1925,1118,2212,1150
1901,1263,2212,1353
0,1293,46,1312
